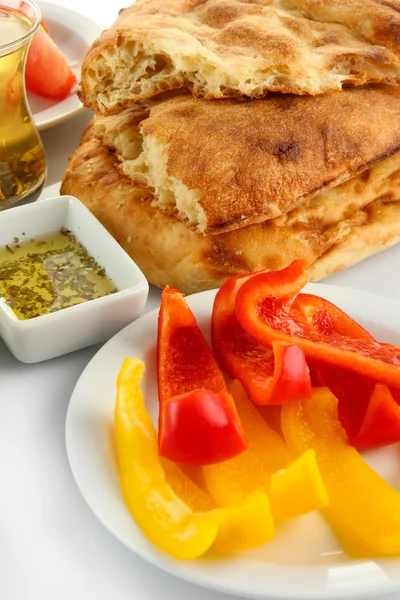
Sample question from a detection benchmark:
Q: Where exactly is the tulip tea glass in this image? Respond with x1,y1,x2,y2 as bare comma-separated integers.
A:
0,0,46,210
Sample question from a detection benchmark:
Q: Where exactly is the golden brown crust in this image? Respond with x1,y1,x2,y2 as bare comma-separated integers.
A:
80,0,400,113
307,198,400,281
61,124,400,294
93,87,400,234
279,0,400,54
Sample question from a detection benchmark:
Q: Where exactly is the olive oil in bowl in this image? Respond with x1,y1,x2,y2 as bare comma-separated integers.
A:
0,230,118,320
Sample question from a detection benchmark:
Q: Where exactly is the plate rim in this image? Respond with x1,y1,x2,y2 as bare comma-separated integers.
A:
65,283,400,600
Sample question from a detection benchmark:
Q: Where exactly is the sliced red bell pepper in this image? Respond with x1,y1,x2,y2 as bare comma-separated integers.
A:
351,384,400,450
211,272,311,405
157,287,248,465
293,292,375,434
269,341,312,404
158,287,226,405
293,293,400,450
292,293,372,340
235,260,400,390
160,388,248,465
116,358,274,559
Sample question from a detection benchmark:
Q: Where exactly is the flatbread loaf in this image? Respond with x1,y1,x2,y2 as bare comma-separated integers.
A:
92,87,400,234
80,0,400,113
60,123,400,294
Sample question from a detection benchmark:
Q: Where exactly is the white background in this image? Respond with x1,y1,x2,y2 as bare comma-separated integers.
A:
1,1,400,599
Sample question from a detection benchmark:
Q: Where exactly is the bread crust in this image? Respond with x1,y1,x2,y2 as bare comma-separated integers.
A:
92,87,400,234
80,0,400,113
61,124,400,294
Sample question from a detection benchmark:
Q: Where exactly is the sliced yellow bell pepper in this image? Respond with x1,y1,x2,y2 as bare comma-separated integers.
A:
203,381,328,521
269,450,329,522
203,380,292,506
161,459,216,513
212,492,273,555
281,387,400,555
115,359,274,560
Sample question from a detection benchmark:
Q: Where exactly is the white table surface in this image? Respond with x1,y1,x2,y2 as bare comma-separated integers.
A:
2,2,400,599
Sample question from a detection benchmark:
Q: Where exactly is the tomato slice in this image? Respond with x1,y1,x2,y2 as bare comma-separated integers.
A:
25,24,77,98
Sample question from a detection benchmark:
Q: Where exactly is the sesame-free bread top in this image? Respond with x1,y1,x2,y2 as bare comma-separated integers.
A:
80,0,400,113
92,86,400,234
61,122,400,294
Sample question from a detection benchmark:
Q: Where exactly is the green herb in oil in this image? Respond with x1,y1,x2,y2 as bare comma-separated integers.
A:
0,231,118,320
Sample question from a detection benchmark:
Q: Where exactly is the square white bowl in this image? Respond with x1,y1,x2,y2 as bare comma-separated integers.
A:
0,195,149,363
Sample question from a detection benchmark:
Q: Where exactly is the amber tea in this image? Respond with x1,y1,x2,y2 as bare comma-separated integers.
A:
0,2,46,209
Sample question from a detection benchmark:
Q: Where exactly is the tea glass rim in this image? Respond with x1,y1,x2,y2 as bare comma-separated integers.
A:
0,0,41,56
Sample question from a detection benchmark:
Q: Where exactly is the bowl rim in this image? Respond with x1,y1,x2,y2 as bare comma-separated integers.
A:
0,195,149,328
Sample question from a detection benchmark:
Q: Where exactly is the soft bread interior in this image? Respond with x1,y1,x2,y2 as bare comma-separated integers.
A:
123,135,206,229
94,115,207,230
87,37,400,114
88,42,179,113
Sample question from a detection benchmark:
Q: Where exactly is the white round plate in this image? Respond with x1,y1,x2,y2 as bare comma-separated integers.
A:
28,2,102,131
66,284,400,600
